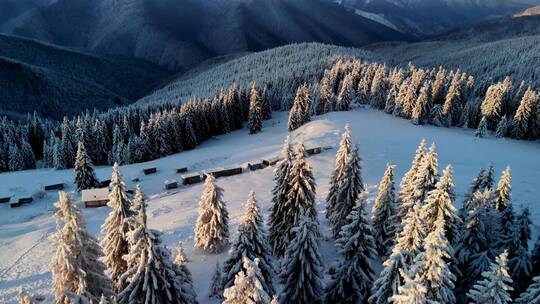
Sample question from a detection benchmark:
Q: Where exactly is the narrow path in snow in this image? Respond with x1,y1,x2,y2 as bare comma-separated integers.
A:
0,230,50,280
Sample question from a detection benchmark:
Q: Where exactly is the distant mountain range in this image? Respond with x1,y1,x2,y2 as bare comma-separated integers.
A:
0,34,169,119
0,0,412,71
334,0,539,36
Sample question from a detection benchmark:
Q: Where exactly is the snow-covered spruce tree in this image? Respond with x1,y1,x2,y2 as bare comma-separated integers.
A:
223,258,272,304
516,276,540,304
495,116,509,138
118,191,195,304
512,87,537,139
222,191,274,295
318,76,334,114
162,243,199,304
101,163,134,290
282,139,319,247
288,84,311,131
495,166,512,211
481,77,513,130
260,87,272,120
337,73,354,111
210,261,224,299
414,214,456,303
411,82,431,125
60,116,76,168
74,142,99,192
267,136,294,256
475,116,489,138
98,295,108,304
411,143,439,205
511,240,532,296
482,163,496,191
371,163,398,258
279,211,324,304
455,189,501,297
248,84,262,134
388,269,427,304
21,139,36,170
326,124,352,222
518,208,532,250
421,164,461,245
396,139,426,224
467,251,514,304
194,174,230,253
51,192,111,303
110,125,127,165
461,167,487,213
171,244,199,304
329,144,365,237
442,72,464,126
325,192,377,303
369,205,426,304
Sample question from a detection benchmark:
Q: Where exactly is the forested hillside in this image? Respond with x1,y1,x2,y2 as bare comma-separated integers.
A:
0,34,170,119
0,0,411,70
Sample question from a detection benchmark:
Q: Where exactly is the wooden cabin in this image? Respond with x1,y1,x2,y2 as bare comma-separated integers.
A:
0,197,10,204
263,157,282,167
11,197,33,208
165,181,179,190
248,162,265,171
206,167,243,179
176,167,188,174
82,188,110,208
182,174,202,185
143,168,157,175
44,183,64,191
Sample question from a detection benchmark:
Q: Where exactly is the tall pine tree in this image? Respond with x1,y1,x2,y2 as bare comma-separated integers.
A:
194,174,230,253
74,141,99,192
279,211,324,304
371,163,398,258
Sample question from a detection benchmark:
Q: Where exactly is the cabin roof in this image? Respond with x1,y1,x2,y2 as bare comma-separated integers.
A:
81,188,109,202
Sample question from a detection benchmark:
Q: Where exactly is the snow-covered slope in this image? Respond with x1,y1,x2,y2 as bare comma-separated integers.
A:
0,34,170,119
335,0,534,36
1,0,412,70
0,108,539,303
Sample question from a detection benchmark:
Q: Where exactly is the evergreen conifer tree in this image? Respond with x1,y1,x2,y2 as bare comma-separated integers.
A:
475,117,489,138
118,190,196,304
248,84,263,134
74,142,99,192
415,214,456,303
101,163,134,291
209,262,224,299
194,174,230,253
268,136,294,257
371,163,398,258
328,144,365,237
389,269,427,304
282,140,319,246
495,116,509,138
222,191,274,295
326,124,352,222
495,166,512,211
397,139,426,223
515,276,540,304
325,193,377,303
223,258,272,304
51,192,111,303
288,84,311,131
279,211,324,304
467,251,514,304
369,205,426,304
421,165,461,244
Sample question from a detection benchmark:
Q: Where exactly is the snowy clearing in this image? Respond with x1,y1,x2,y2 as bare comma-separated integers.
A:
0,108,539,303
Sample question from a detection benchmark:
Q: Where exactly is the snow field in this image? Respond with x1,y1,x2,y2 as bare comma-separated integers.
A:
0,108,539,302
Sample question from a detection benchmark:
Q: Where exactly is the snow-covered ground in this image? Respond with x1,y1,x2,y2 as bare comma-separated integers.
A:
0,108,539,302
